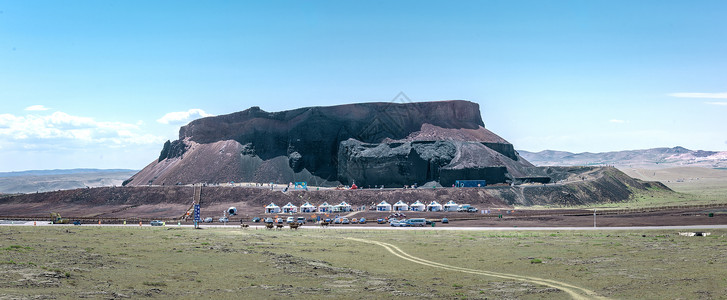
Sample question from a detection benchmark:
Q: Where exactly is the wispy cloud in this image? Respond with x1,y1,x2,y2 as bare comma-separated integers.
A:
609,119,627,124
0,111,164,151
156,109,214,125
668,92,727,99
25,105,50,111
705,102,727,106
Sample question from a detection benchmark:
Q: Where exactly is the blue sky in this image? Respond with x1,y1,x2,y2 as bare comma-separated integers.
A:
1,0,726,172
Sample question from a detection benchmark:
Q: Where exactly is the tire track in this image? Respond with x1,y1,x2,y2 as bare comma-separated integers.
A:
346,237,607,300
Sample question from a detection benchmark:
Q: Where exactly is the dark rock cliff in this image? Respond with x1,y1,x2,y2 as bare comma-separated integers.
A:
125,100,537,187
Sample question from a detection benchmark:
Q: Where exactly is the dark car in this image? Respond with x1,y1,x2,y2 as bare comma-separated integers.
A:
252,217,261,223
377,218,386,224
441,217,449,224
359,217,367,224
73,220,82,225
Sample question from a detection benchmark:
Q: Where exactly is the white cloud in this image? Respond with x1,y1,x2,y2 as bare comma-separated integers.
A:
609,119,627,124
156,109,214,125
668,92,727,99
0,111,165,151
25,105,50,111
705,102,727,106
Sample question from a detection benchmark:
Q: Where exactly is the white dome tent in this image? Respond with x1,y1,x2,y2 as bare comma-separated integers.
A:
409,200,425,212
393,200,409,211
265,202,281,214
426,201,442,212
334,201,352,212
282,202,298,213
377,200,392,211
443,200,459,212
318,202,332,213
300,202,316,213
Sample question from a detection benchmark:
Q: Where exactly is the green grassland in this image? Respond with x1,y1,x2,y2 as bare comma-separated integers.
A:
2,226,726,299
519,167,727,210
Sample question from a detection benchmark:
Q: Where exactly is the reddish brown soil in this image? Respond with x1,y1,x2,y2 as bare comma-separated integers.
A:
1,186,725,227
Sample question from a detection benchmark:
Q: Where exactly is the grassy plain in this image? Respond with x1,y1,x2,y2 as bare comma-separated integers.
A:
2,226,726,299
519,167,727,210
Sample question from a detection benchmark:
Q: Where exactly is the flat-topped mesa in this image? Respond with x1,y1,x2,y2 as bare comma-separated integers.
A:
179,100,485,144
126,100,537,187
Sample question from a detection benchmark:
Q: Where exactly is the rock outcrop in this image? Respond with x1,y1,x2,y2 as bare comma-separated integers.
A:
125,100,539,187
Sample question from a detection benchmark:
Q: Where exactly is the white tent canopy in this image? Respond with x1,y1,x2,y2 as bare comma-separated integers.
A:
443,200,459,212
393,200,409,211
265,202,281,214
409,200,425,211
426,201,442,212
334,201,352,212
282,202,298,213
377,200,392,211
318,202,332,213
300,202,316,213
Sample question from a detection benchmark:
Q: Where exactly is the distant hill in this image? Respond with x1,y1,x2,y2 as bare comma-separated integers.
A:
0,169,136,178
518,147,727,169
0,169,138,194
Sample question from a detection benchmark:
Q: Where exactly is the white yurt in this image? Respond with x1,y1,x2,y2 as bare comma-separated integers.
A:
282,202,298,213
265,202,281,214
334,201,352,212
377,200,392,211
300,202,316,213
426,200,442,212
318,202,332,213
409,200,426,211
393,200,409,211
443,200,459,212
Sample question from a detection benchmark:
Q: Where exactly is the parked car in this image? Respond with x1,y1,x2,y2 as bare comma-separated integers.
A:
359,217,367,224
275,217,283,223
252,217,261,223
351,218,358,223
333,218,342,224
296,217,306,224
72,220,82,226
388,218,398,223
324,218,332,223
341,217,350,224
441,217,449,224
408,218,427,227
264,218,274,223
204,217,213,223
390,220,412,227
219,217,229,223
150,220,164,226
425,219,433,225
377,218,386,224
286,217,295,223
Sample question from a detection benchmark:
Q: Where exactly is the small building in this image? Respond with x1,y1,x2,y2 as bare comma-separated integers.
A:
334,201,352,212
443,200,459,212
300,202,316,213
282,202,298,213
265,202,281,214
318,202,332,213
426,201,442,212
409,200,425,211
377,200,392,211
393,200,409,211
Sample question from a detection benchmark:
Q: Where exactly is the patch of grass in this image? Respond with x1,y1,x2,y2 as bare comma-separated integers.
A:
2,245,32,251
1,227,726,299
